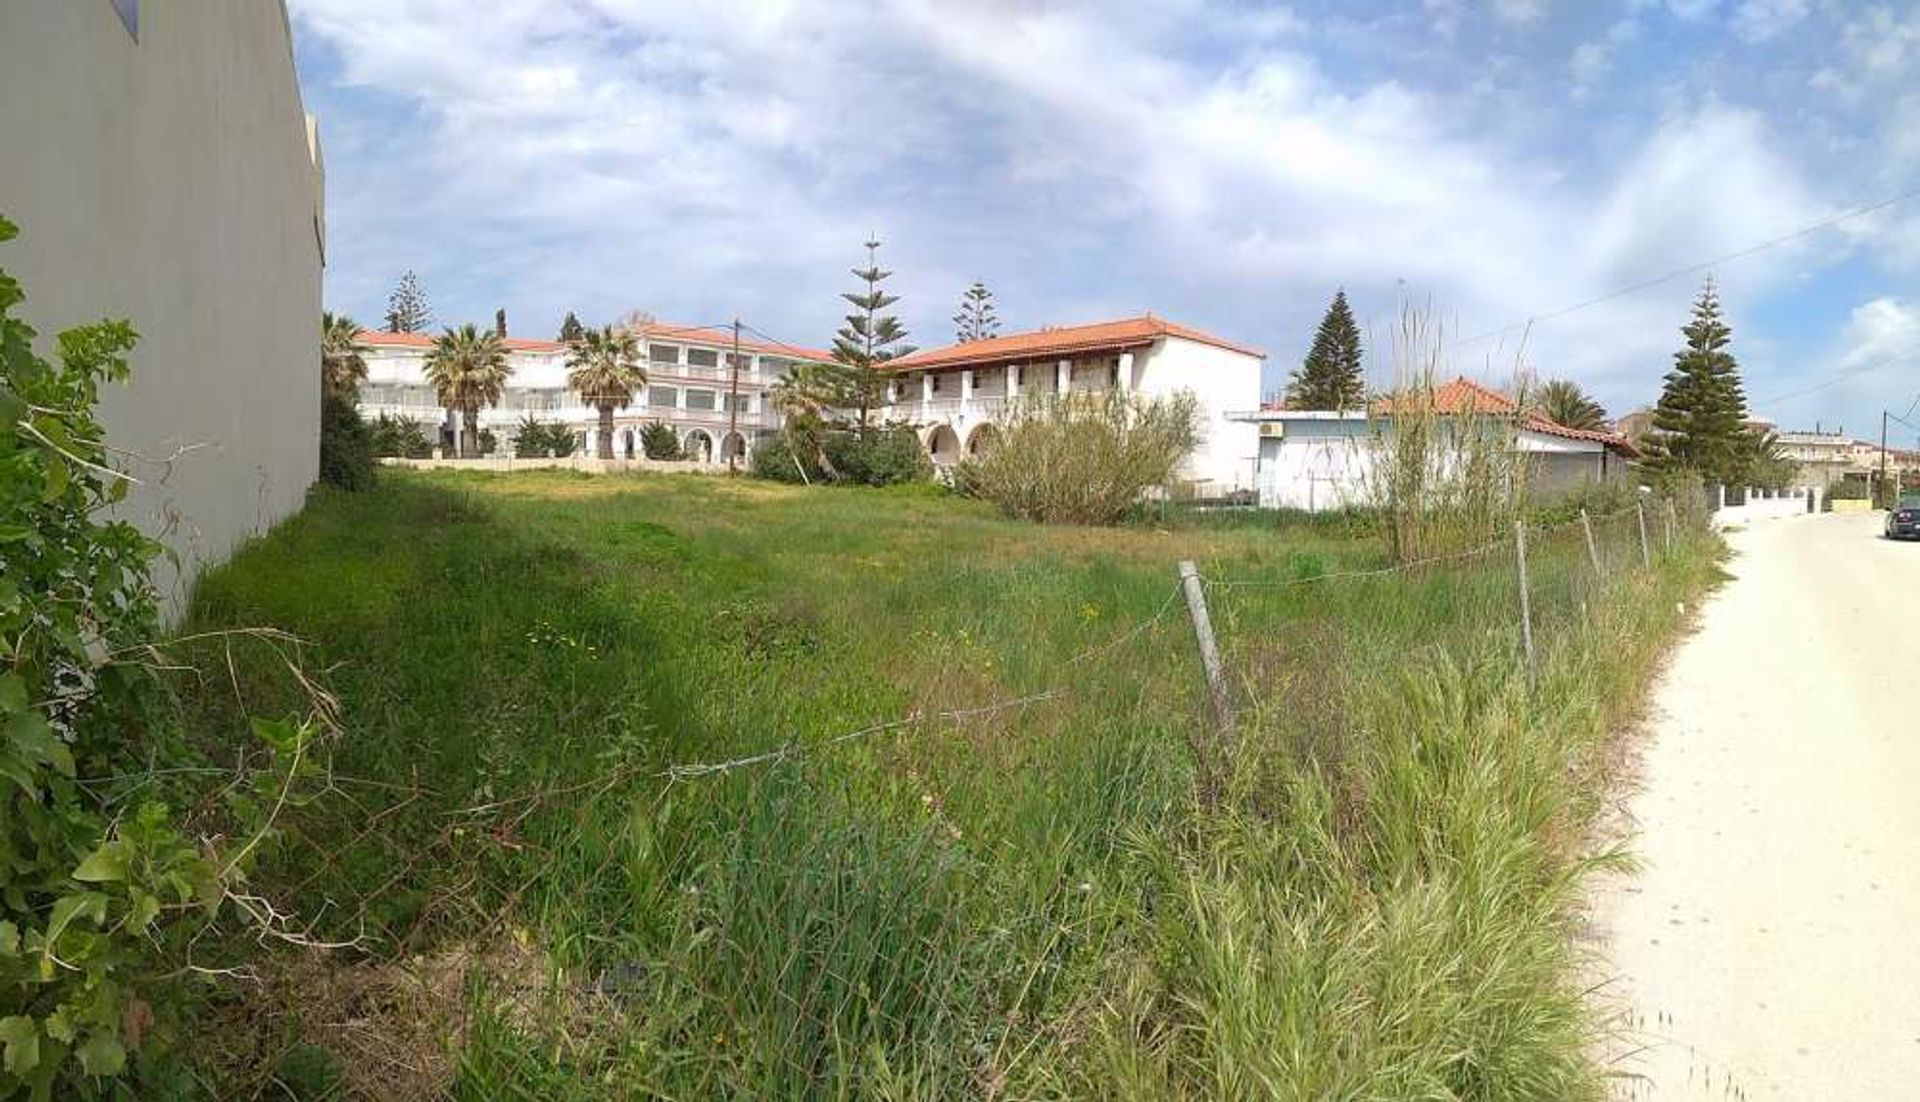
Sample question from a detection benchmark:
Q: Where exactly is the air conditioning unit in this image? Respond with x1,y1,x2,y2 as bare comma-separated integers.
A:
1258,422,1286,438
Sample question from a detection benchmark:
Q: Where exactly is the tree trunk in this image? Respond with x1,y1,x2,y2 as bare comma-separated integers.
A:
597,405,615,460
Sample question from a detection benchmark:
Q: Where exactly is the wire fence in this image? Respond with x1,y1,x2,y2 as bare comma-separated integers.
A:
149,493,1718,1096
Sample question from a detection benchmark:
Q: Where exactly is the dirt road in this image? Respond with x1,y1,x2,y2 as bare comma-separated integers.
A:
1600,511,1920,1098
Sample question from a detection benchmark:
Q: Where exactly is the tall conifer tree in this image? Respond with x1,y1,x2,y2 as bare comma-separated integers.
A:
1640,279,1753,486
384,270,433,333
831,237,914,431
953,280,1000,343
1284,290,1365,410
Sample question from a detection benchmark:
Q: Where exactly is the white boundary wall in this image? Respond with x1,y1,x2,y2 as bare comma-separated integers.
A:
1711,486,1818,528
0,2,325,612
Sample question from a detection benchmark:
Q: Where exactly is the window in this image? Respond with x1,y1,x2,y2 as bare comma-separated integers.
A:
111,0,138,39
726,392,754,413
685,389,717,411
650,386,678,408
726,353,748,370
648,344,680,365
1010,366,1022,389
929,374,942,394
687,348,719,369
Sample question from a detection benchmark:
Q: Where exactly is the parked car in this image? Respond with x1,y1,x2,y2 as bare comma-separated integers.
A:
1886,495,1920,540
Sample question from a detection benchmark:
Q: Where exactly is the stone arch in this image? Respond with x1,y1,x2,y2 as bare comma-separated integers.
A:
926,424,963,467
720,431,748,463
683,428,715,463
965,423,999,458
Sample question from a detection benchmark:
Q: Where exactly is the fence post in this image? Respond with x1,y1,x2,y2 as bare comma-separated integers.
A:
1579,508,1602,577
1513,523,1535,676
1664,498,1677,551
1635,502,1652,569
1177,561,1236,804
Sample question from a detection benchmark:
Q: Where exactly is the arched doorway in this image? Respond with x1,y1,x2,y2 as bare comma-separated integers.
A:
720,431,748,464
965,424,999,458
621,428,636,459
683,429,714,464
926,424,962,467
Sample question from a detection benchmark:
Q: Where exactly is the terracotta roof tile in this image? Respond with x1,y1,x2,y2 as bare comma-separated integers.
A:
1372,376,1637,457
359,323,832,364
890,315,1264,372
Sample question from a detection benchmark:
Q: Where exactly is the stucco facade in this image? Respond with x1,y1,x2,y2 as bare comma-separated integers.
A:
0,1,325,609
884,316,1264,494
357,323,830,463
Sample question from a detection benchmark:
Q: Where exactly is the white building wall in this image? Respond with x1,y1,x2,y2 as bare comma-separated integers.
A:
0,1,324,611
1134,337,1263,493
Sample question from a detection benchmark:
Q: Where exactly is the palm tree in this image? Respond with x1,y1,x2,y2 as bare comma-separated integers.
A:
566,325,646,459
423,324,512,457
1535,378,1607,431
769,361,849,480
321,312,369,399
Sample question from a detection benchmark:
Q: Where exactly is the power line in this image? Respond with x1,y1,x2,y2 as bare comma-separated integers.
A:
1451,184,1920,350
1754,340,1920,407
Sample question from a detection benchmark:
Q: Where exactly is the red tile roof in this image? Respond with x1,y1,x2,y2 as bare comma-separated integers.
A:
890,315,1264,372
361,329,564,354
1374,376,1637,457
359,323,833,363
633,322,832,364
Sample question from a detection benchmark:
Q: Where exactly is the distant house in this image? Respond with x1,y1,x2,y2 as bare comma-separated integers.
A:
884,315,1264,494
357,322,832,463
1775,430,1854,489
0,2,326,611
1230,377,1638,512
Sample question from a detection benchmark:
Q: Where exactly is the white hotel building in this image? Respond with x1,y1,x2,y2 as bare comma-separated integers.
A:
356,323,832,463
355,312,1267,491
882,315,1266,494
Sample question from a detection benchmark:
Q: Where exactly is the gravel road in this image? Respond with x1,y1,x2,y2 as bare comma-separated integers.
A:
1598,510,1920,1099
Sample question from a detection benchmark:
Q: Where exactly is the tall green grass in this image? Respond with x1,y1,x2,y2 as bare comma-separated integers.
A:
159,470,1720,1098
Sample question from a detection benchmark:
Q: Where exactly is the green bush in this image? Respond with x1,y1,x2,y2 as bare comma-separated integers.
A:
513,416,577,459
960,391,1198,524
753,425,931,487
0,213,320,1097
319,392,375,491
822,424,931,487
369,413,431,459
640,421,683,461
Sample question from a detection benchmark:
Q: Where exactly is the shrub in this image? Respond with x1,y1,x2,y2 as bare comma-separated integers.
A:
513,416,577,459
752,425,931,487
319,391,375,491
751,433,813,483
821,424,931,487
370,413,431,459
0,214,321,1096
640,421,684,461
960,390,1199,525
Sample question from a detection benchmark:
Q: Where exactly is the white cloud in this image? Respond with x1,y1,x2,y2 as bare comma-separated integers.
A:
288,0,1868,423
1732,0,1808,42
1492,0,1546,25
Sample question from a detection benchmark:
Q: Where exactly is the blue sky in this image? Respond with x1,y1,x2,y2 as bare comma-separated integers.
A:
290,0,1920,438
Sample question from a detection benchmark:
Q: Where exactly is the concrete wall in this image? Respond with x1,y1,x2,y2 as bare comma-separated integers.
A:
0,1,324,610
1249,416,1623,511
1136,337,1262,493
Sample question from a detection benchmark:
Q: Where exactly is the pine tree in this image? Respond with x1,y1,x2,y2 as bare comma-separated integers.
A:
832,237,914,431
494,308,508,339
384,270,433,333
1284,290,1365,410
558,311,585,344
1640,279,1753,486
953,280,1000,343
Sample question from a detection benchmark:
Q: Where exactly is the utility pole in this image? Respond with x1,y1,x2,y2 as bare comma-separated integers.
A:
727,317,742,475
1881,410,1889,508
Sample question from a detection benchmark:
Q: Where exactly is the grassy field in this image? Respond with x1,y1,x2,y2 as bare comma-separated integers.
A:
152,470,1720,1099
